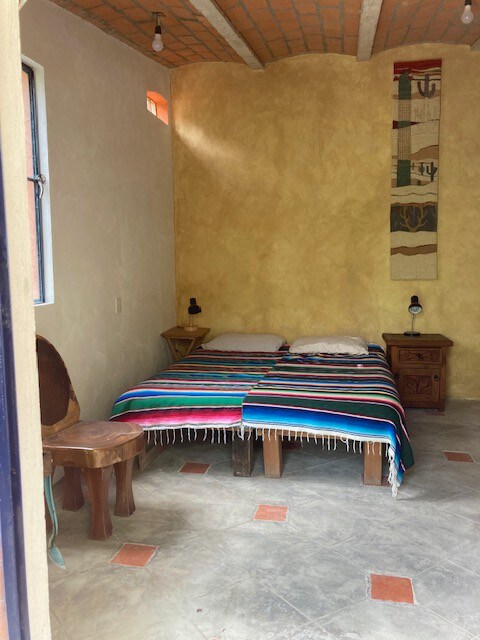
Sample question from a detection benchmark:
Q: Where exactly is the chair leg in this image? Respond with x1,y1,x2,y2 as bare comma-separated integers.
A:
83,466,113,540
114,458,135,517
63,467,85,511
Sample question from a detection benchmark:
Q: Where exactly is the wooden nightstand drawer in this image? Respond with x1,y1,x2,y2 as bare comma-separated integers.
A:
383,333,453,411
395,368,440,406
396,347,442,365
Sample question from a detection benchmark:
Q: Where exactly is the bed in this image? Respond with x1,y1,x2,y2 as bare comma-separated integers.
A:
242,345,414,495
110,348,284,476
111,342,413,493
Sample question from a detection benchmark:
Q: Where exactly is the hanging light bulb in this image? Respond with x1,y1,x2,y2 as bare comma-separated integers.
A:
461,1,474,23
152,13,164,52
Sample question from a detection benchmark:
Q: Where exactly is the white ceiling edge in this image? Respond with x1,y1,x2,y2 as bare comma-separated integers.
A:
188,0,263,69
357,0,384,61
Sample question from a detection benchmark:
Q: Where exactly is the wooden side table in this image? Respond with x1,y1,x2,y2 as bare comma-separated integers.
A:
382,333,453,411
161,326,210,361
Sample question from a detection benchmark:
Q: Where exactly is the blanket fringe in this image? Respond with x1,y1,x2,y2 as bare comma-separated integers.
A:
141,424,399,497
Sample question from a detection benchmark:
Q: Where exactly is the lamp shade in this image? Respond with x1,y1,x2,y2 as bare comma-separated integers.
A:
188,298,201,315
408,295,423,315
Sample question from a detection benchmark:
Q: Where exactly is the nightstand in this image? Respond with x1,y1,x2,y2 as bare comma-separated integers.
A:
382,333,453,411
161,326,210,361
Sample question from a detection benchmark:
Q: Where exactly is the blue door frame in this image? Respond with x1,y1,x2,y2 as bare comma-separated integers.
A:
0,151,32,639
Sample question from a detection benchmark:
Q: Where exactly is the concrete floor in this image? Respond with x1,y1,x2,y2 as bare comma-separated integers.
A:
49,400,480,640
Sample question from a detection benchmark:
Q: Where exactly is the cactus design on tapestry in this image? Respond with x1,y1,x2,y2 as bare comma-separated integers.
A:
390,59,441,280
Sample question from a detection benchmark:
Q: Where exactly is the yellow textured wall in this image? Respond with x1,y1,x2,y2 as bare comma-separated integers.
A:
172,44,480,400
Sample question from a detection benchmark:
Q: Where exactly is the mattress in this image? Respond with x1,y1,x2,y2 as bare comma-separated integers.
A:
110,348,283,437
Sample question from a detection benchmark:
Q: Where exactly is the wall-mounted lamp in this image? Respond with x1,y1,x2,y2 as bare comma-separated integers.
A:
152,13,164,52
185,297,201,332
404,295,423,336
461,0,474,24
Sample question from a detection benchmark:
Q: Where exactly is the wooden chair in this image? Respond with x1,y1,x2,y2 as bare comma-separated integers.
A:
37,335,145,540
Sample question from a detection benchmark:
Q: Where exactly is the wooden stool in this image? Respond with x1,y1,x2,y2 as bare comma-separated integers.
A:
37,336,145,540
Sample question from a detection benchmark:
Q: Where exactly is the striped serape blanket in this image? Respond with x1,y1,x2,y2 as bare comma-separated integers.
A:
111,349,283,441
242,345,414,495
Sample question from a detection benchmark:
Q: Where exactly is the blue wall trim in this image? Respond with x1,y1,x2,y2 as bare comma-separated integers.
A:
0,151,32,639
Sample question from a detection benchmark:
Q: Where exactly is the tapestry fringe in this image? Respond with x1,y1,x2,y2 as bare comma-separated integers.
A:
141,424,398,496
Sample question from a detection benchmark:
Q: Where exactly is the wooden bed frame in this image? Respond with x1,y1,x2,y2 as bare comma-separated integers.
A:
136,429,383,486
260,430,384,486
231,428,383,484
137,429,256,477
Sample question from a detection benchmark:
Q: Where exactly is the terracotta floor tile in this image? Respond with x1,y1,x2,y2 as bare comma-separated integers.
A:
179,462,210,474
443,451,474,462
254,504,288,522
110,543,157,567
370,573,415,604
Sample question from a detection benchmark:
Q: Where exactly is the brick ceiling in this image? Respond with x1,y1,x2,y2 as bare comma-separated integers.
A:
51,0,243,66
216,0,361,61
49,0,480,67
373,0,480,54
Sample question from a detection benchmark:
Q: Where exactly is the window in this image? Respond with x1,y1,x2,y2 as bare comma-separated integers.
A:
146,96,157,117
22,61,52,304
146,91,169,125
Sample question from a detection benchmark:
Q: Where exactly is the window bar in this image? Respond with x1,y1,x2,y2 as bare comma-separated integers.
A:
22,63,45,304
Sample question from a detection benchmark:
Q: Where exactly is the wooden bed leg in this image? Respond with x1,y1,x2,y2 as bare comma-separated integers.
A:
263,432,283,478
363,442,383,486
137,442,166,471
232,436,254,477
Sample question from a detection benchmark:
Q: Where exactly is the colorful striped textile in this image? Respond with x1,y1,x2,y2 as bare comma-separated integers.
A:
111,349,283,437
242,345,414,495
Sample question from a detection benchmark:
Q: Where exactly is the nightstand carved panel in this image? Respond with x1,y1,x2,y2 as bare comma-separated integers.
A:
396,368,440,405
383,334,453,412
397,348,441,364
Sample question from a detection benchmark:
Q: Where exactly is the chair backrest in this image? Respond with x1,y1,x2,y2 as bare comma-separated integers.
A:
36,335,80,439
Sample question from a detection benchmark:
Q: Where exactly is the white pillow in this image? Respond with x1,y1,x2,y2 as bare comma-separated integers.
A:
289,335,369,355
202,333,286,352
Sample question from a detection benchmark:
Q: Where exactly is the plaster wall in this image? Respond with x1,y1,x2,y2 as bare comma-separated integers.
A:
20,0,176,419
0,1,51,637
172,45,480,399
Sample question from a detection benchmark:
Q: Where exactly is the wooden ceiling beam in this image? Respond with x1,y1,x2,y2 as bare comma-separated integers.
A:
357,0,384,62
188,0,263,69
